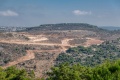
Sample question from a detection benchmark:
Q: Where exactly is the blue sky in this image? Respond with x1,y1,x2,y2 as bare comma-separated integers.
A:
0,0,120,27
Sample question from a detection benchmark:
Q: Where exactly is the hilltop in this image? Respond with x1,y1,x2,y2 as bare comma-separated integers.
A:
25,23,106,32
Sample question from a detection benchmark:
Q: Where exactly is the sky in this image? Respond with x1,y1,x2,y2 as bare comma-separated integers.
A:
0,0,120,27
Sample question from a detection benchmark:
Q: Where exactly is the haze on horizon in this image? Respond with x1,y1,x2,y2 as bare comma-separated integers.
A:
0,0,120,27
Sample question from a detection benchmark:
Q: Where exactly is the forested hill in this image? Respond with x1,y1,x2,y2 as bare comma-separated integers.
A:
24,23,108,32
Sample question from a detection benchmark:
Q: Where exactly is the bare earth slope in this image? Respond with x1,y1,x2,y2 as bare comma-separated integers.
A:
1,38,75,68
0,30,104,78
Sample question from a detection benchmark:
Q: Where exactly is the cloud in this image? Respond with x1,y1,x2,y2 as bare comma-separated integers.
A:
73,10,92,16
0,10,19,16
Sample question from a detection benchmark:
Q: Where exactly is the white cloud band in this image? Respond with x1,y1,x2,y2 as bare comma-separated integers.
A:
0,10,18,16
73,10,91,16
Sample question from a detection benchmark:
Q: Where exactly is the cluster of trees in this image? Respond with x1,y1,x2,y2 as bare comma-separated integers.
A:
1,60,120,80
0,66,44,80
56,39,120,66
48,60,120,80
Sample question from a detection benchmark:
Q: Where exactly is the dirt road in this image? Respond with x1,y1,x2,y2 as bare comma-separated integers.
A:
1,37,103,69
1,38,72,69
2,50,35,69
2,49,62,69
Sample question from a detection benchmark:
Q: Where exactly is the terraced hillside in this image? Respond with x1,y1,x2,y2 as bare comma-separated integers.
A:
0,23,120,78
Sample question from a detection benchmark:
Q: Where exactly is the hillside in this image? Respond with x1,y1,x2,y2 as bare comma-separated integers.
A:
0,23,120,78
0,32,29,41
56,38,120,66
23,23,120,41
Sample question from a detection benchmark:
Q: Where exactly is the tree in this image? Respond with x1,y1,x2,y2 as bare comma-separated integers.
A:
47,60,120,80
0,66,39,80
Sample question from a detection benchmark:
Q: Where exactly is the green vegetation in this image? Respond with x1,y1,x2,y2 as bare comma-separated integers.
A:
1,60,120,80
25,23,109,33
0,66,42,80
47,60,120,80
1,40,120,80
47,38,120,79
0,43,37,66
56,39,120,66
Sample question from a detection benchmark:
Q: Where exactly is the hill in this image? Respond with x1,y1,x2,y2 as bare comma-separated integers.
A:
23,23,120,41
24,23,107,32
100,26,120,31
